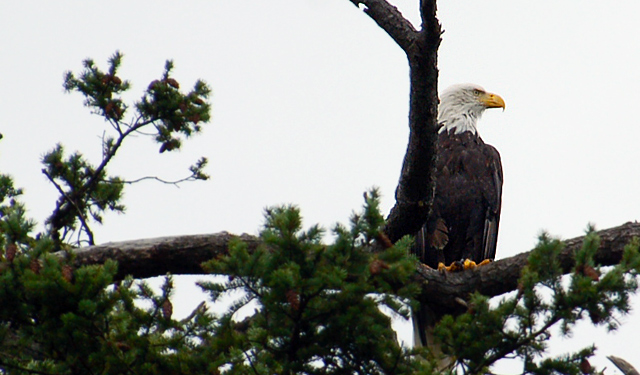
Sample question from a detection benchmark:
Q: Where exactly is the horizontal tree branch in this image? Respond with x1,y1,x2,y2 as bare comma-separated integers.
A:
67,222,640,306
414,221,640,310
70,232,261,280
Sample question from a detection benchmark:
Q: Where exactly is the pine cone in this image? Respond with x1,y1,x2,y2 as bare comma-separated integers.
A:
188,114,201,124
375,231,393,249
148,79,161,91
582,265,600,282
516,281,525,298
576,264,600,281
162,299,173,320
5,243,17,263
579,358,593,375
165,78,180,89
61,265,74,282
286,290,300,311
30,258,42,274
369,259,390,276
178,101,188,113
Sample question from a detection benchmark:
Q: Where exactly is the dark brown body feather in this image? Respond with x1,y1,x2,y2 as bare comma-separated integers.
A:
412,129,503,351
416,129,503,267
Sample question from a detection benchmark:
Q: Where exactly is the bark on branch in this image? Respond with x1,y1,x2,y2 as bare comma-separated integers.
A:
357,0,442,244
348,0,418,53
67,222,640,303
70,232,261,280
347,0,442,244
608,356,640,375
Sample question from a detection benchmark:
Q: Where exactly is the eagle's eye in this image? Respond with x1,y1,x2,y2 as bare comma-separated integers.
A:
473,89,483,96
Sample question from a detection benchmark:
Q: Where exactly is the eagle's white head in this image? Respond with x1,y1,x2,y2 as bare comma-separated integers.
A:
437,84,505,136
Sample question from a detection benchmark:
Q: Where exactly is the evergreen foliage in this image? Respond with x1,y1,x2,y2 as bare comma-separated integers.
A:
46,52,212,248
0,165,639,373
199,189,427,374
435,231,640,374
0,54,638,375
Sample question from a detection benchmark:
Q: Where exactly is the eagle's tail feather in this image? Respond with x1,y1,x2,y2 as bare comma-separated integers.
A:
412,304,455,369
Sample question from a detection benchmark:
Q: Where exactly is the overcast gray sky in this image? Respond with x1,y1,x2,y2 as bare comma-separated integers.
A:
2,1,639,371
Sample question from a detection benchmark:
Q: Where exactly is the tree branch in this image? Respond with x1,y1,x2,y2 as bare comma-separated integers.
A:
383,0,442,243
347,0,443,244
122,175,196,185
414,221,640,311
69,232,261,280
608,356,640,375
42,170,95,245
46,120,141,246
348,0,418,53
66,222,640,304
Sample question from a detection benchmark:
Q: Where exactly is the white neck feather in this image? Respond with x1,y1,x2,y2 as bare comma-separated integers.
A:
437,112,481,135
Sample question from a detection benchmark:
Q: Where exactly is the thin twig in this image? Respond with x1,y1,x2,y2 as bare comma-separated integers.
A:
244,350,261,375
469,312,562,373
120,175,197,186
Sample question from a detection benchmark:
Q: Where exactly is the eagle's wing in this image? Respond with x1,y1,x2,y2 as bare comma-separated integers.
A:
481,144,503,261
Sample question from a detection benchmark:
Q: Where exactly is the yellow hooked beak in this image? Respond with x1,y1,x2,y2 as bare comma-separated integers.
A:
480,92,506,110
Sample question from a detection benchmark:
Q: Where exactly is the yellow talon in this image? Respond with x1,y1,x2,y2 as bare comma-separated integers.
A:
431,259,491,273
447,261,463,272
477,259,492,266
463,259,477,270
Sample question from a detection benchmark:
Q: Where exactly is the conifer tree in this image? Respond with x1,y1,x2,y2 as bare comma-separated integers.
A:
1,1,640,374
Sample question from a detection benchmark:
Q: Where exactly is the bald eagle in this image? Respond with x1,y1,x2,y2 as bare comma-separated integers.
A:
413,83,505,349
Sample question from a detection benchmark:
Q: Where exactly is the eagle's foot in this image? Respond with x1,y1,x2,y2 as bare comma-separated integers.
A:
462,258,492,270
436,260,465,272
448,260,464,272
435,260,486,273
477,259,492,267
463,259,477,270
